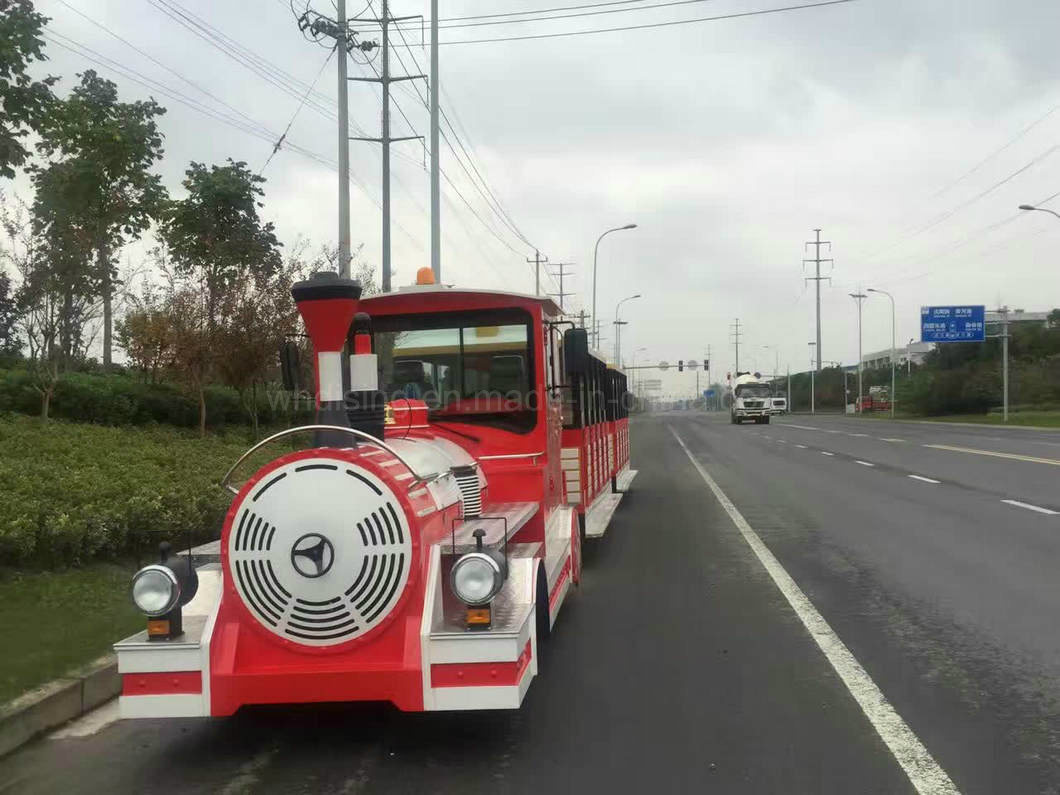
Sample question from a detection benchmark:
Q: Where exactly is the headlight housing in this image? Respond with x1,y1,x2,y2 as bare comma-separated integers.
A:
450,552,504,606
131,564,181,617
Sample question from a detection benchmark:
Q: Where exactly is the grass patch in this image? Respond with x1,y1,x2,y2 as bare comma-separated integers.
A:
0,562,143,704
918,412,1060,428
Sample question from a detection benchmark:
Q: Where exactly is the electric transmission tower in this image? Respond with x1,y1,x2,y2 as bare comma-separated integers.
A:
804,228,833,372
730,318,742,373
548,262,575,311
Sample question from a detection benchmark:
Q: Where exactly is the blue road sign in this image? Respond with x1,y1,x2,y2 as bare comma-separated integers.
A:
921,305,986,343
704,389,715,398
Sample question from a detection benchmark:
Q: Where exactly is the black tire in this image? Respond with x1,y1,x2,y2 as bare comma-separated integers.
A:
763,416,771,425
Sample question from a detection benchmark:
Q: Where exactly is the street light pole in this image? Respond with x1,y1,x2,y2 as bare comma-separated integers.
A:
907,338,915,376
592,224,637,349
614,294,641,366
849,292,867,413
867,288,896,418
1018,204,1060,221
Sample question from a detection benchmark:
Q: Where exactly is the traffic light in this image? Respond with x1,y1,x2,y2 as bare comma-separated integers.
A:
678,360,684,372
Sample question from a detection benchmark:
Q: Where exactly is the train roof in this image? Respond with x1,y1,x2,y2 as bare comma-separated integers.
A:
360,285,564,318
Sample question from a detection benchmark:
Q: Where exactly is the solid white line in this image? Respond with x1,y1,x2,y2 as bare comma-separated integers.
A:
908,475,941,484
795,444,808,449
1000,499,1059,516
856,460,875,467
669,429,959,794
821,451,836,456
924,444,1060,467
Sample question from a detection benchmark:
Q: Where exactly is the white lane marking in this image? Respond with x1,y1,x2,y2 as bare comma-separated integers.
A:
788,424,819,431
777,439,787,444
795,444,808,449
825,429,843,434
821,451,836,456
49,699,120,738
881,437,908,443
848,433,870,437
924,444,1060,467
856,460,875,467
763,435,773,440
1000,499,1059,515
908,475,941,484
669,429,960,795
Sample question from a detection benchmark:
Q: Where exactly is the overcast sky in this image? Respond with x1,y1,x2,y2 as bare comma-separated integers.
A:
13,0,1060,395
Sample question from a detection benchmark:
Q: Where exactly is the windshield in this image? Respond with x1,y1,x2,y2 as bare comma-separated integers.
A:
373,309,536,433
736,384,772,398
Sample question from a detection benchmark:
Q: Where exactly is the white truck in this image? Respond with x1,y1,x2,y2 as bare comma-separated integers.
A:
730,373,774,425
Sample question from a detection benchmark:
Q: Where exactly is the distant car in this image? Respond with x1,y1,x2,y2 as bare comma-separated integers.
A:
770,396,787,415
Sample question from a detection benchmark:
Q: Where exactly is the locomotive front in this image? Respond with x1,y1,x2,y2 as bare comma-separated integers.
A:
115,273,559,718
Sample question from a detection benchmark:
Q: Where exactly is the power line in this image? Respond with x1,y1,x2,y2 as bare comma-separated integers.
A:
352,0,721,32
428,0,859,46
261,46,336,174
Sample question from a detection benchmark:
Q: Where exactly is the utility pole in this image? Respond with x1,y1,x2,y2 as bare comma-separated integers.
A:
527,250,548,296
295,5,373,277
849,291,867,412
730,319,742,373
991,307,1010,422
706,344,712,410
808,342,816,415
349,0,425,292
429,0,440,282
579,310,588,330
336,0,351,277
804,229,833,371
548,262,574,311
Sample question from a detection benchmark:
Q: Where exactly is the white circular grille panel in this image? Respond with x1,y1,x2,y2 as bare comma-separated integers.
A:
227,457,412,647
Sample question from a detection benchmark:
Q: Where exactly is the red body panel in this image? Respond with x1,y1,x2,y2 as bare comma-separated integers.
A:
123,672,202,696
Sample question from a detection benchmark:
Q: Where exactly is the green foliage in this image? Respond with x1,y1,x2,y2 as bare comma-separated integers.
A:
31,69,168,367
0,414,271,566
0,365,313,428
0,0,57,178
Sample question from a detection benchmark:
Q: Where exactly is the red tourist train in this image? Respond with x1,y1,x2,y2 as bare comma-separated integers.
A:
116,270,636,716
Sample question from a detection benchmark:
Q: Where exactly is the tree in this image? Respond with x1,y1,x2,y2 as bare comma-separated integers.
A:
158,160,283,436
159,159,282,330
116,279,173,382
0,269,17,355
0,0,57,179
31,70,166,368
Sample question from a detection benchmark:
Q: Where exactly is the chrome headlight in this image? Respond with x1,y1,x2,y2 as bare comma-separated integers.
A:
450,552,504,606
132,564,181,617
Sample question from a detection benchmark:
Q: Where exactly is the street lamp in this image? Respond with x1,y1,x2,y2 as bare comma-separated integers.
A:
614,294,641,366
907,337,915,376
867,287,896,418
1018,204,1060,220
591,223,637,348
849,292,867,413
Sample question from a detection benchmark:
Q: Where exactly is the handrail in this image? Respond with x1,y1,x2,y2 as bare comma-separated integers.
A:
219,425,439,495
477,451,545,462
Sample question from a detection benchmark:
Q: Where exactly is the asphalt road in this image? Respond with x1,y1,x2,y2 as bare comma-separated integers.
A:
3,412,1059,793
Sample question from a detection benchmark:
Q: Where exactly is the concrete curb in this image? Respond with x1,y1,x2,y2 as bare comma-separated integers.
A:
0,654,119,758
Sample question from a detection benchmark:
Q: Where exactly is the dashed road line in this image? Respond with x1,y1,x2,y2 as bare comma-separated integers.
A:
924,444,1060,467
848,433,869,437
788,424,819,431
670,429,960,795
1000,499,1059,515
856,460,875,467
777,439,787,444
795,444,808,449
908,475,941,484
821,451,836,456
881,438,908,443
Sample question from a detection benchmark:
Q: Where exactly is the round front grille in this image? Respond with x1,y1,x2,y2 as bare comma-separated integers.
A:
227,456,412,647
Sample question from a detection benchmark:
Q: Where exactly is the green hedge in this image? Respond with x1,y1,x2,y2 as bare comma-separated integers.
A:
0,367,313,428
0,416,277,567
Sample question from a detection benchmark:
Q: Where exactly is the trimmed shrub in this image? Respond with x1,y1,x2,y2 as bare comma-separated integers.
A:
0,415,278,566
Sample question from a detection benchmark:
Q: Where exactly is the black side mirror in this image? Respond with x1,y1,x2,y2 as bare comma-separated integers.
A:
280,340,301,391
563,328,589,376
